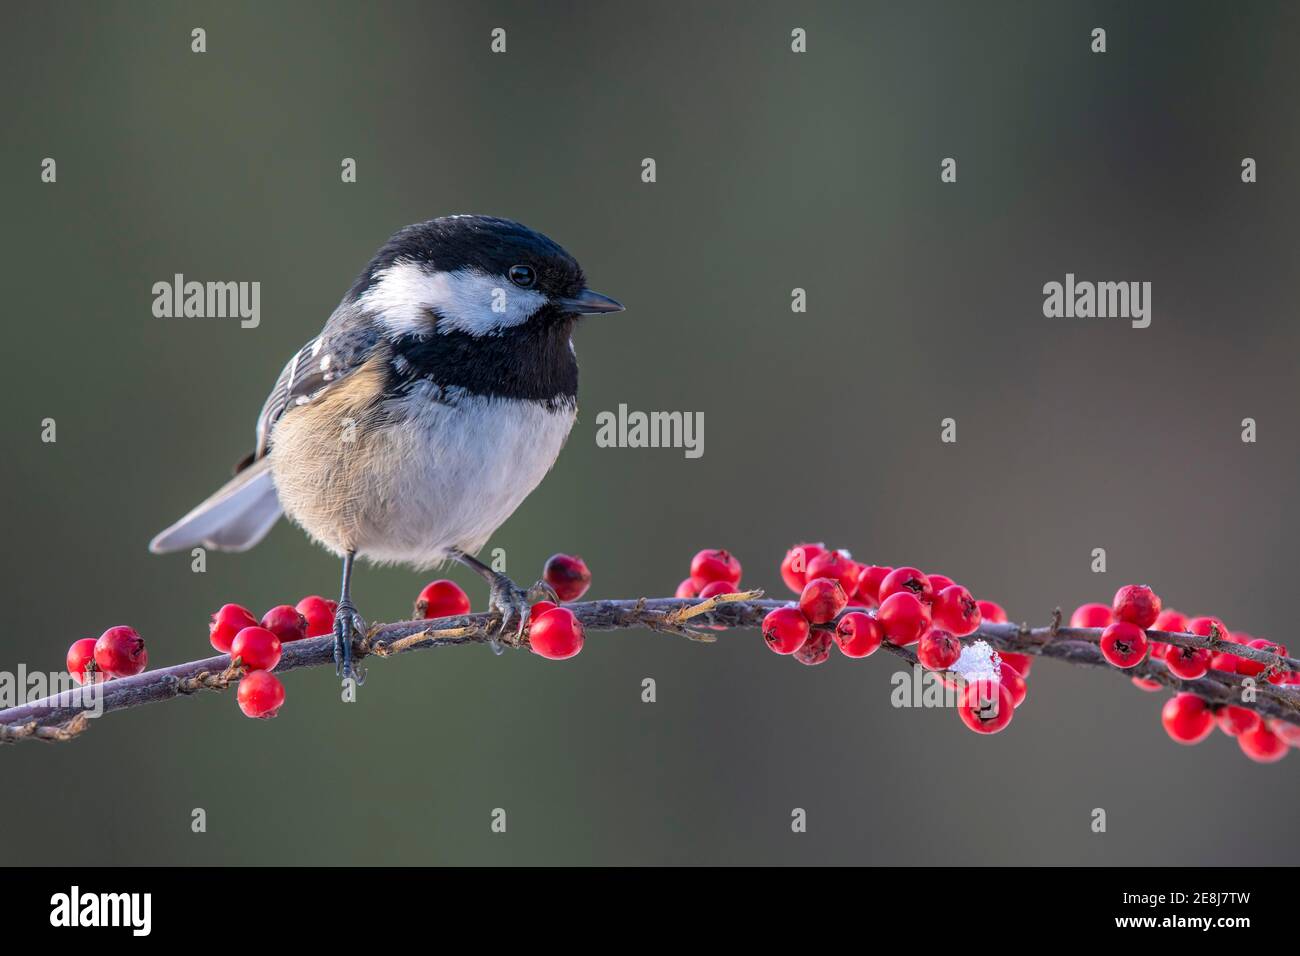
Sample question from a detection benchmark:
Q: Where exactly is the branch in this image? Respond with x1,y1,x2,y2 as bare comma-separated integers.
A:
2,596,1296,744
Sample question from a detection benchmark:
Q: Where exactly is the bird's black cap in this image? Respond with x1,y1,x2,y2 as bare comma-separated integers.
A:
347,215,587,302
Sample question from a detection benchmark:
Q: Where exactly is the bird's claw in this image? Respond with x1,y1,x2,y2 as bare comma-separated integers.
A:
527,580,560,605
488,574,532,648
333,602,367,686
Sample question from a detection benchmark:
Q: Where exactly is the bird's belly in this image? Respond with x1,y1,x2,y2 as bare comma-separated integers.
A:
271,387,576,567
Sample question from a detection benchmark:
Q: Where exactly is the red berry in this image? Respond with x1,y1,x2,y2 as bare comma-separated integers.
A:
798,577,847,625
295,596,337,638
793,630,833,666
237,670,285,719
94,626,147,677
977,600,1008,624
1210,651,1240,672
1161,693,1214,744
260,605,308,644
762,607,810,655
877,591,929,646
1237,638,1288,682
1238,724,1288,763
210,603,258,653
854,565,892,606
530,600,558,619
932,584,981,637
1215,705,1261,737
804,551,858,595
1152,609,1190,633
917,628,961,671
1187,616,1228,642
675,577,699,599
780,543,827,593
696,580,735,629
999,651,1033,678
958,679,1015,734
998,661,1028,708
1112,584,1162,629
877,567,934,605
697,579,736,600
415,579,472,619
834,612,883,658
1099,621,1147,669
926,573,955,594
1131,677,1162,692
1069,603,1112,628
1269,719,1300,747
528,607,585,660
230,626,282,671
689,548,742,589
1163,643,1211,680
543,553,592,602
1148,609,1187,661
66,638,101,684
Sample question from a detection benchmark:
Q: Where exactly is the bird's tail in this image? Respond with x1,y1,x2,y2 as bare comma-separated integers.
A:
149,458,282,554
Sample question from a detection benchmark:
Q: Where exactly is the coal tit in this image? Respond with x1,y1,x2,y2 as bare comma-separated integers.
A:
150,215,624,682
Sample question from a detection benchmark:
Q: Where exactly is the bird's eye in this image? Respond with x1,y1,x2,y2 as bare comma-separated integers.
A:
508,264,536,288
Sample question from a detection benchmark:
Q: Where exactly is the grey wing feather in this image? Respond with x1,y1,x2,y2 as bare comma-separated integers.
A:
254,312,382,458
254,336,331,459
149,459,280,553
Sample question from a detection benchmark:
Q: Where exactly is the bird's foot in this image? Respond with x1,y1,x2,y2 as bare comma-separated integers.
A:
487,573,556,649
488,573,529,648
333,601,368,685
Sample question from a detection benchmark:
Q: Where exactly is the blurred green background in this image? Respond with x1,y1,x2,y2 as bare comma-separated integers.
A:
2,0,1298,865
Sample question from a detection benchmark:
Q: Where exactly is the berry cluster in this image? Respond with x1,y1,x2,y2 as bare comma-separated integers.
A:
675,548,744,601
765,544,1029,733
54,547,1298,756
1072,585,1297,763
59,553,597,727
66,626,149,684
208,600,313,717
63,597,320,720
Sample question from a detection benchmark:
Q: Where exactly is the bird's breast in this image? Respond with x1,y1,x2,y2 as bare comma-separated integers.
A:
270,378,576,566
365,387,577,564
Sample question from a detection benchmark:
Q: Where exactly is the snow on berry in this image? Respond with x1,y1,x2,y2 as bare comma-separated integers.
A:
950,640,1002,685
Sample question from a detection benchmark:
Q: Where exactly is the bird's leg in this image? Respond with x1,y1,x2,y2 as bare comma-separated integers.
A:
333,550,367,685
450,549,555,648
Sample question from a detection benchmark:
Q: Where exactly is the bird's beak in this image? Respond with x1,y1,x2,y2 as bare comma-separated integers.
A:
556,289,625,314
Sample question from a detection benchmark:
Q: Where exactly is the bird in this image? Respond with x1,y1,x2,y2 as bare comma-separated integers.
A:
150,215,624,683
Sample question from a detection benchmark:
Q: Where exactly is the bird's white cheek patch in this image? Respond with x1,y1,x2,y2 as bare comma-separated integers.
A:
359,261,546,337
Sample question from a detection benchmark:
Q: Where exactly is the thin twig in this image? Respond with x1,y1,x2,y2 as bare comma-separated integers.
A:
0,597,1295,744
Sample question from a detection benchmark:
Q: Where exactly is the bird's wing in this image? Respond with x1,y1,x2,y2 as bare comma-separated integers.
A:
252,321,380,460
